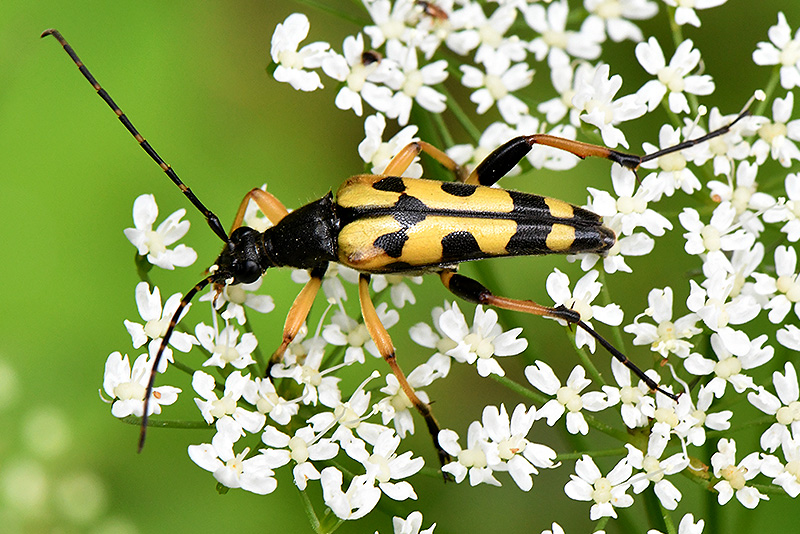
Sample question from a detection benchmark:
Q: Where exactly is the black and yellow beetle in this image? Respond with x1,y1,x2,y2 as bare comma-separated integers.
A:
43,29,747,467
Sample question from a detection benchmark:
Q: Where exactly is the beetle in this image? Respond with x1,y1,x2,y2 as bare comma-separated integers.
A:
43,29,747,467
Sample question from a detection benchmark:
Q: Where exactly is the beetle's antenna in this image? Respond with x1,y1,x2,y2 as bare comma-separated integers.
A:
639,107,751,165
41,29,230,245
139,276,213,452
577,320,679,400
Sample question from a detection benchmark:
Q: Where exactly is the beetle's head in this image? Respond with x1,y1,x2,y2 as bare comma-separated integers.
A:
210,226,270,287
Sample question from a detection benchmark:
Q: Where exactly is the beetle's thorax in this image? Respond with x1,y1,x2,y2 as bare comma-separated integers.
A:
260,192,340,270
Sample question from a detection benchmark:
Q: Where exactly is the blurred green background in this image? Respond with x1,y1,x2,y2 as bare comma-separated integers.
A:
2,1,800,533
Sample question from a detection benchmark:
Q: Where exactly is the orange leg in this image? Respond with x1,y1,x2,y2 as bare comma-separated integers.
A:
229,187,290,232
269,264,327,367
384,141,467,181
439,270,677,400
358,274,451,469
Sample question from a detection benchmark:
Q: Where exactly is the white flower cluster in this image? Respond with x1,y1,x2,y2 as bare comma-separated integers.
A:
100,2,800,532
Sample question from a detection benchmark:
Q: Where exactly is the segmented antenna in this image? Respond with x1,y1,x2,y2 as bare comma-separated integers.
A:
41,29,230,245
139,276,212,452
639,108,751,165
43,29,231,450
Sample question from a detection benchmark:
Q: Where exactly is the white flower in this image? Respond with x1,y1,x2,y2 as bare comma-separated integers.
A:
753,245,800,323
679,203,755,258
362,0,419,50
673,391,732,447
640,124,703,197
292,262,360,304
322,305,398,365
271,340,343,408
583,0,658,43
102,352,180,418
320,467,381,520
538,59,594,126
607,358,657,428
480,404,558,491
321,33,395,116
445,4,524,61
685,327,773,404
241,376,299,426
750,92,800,167
572,63,647,148
707,161,775,236
686,273,760,331
447,121,518,175
710,438,768,508
522,0,602,62
662,0,727,27
123,282,197,373
568,217,654,274
747,362,800,452
370,273,423,309
384,40,447,126
625,433,689,509
587,166,672,237
624,286,701,358
459,48,533,124
697,108,756,177
753,12,800,90
763,172,800,241
270,13,330,92
359,113,422,176
188,428,280,495
343,429,424,501
525,362,610,435
195,321,257,370
545,268,624,352
377,355,448,438
123,193,197,270
261,424,339,490
648,513,706,534
408,302,459,366
635,38,714,113
386,510,436,534
761,437,800,497
199,277,274,326
564,454,634,520
436,302,528,377
192,371,265,436
438,424,501,486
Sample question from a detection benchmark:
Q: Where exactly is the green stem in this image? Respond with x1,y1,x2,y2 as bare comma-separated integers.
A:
120,415,210,429
555,447,627,462
297,488,323,533
755,65,782,118
438,83,483,142
293,0,370,27
660,500,677,534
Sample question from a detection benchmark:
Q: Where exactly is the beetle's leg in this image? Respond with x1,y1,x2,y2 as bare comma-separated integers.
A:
269,263,328,369
439,270,678,400
466,110,751,187
358,273,452,469
384,141,468,181
229,187,290,233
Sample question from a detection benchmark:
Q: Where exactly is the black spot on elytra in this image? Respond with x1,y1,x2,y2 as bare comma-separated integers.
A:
393,194,427,226
441,231,482,262
507,190,550,215
505,223,549,255
373,176,406,192
440,182,477,197
374,231,408,258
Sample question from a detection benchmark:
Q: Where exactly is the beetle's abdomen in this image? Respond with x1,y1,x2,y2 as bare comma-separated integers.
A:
335,175,615,274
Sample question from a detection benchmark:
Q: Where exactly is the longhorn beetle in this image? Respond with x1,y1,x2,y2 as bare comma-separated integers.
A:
43,29,748,468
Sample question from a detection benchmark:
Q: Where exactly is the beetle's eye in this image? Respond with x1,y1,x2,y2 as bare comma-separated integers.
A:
235,260,261,285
